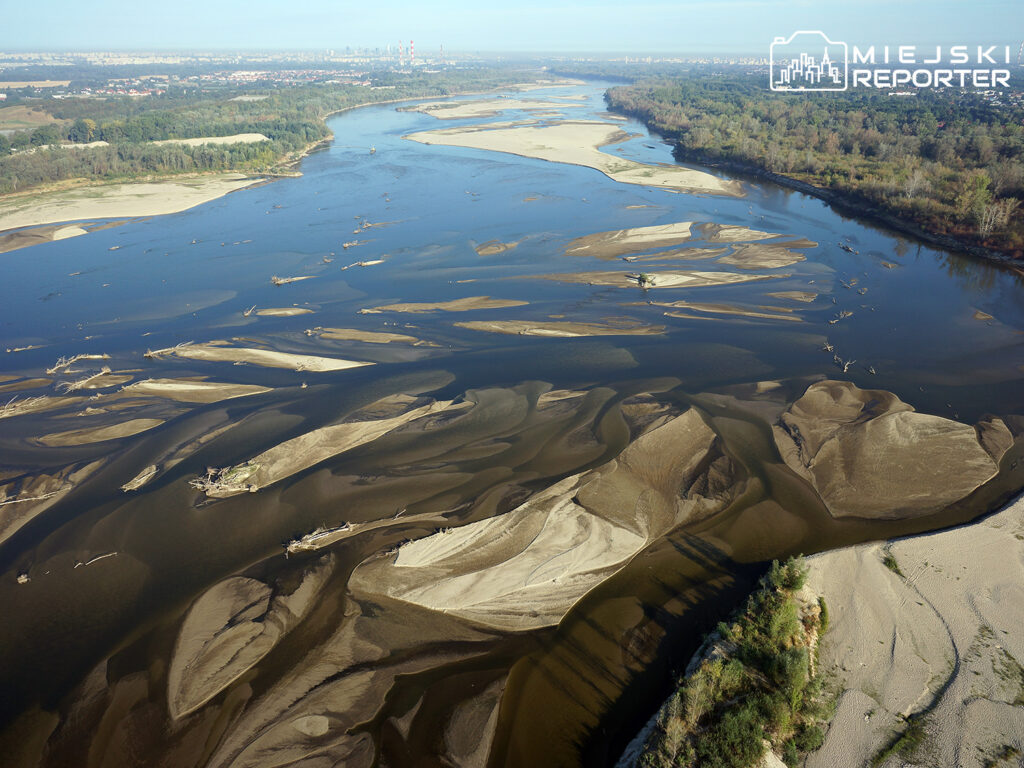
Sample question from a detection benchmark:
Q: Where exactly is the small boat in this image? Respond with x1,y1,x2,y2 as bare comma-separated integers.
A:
370,146,376,155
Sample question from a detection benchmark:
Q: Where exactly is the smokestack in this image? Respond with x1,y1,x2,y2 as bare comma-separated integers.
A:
410,39,415,65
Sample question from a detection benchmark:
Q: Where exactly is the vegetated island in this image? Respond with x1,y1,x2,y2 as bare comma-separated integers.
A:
601,72,1024,262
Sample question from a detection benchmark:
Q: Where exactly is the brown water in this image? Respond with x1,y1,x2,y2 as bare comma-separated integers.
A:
0,83,1022,767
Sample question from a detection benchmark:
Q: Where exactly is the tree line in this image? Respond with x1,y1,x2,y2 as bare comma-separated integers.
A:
0,69,524,196
605,74,1024,256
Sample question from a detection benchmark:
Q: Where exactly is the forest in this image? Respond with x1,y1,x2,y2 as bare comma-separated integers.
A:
0,69,522,195
605,73,1024,257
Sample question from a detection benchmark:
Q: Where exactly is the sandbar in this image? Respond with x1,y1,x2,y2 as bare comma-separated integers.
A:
565,221,694,260
146,342,372,372
405,120,743,197
255,308,315,317
401,99,584,120
119,378,271,403
36,418,164,446
0,173,263,233
454,320,665,337
359,296,528,314
537,270,788,289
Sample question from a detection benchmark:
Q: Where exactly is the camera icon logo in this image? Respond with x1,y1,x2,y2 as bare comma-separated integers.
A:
770,31,848,92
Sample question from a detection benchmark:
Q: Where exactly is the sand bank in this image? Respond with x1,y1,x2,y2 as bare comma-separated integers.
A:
405,121,743,197
773,380,1011,519
474,239,518,256
652,300,802,322
255,308,315,317
401,99,584,120
699,223,784,242
119,378,271,403
538,270,788,289
313,327,432,345
351,407,732,631
191,396,455,498
35,418,164,447
146,342,372,373
454,319,665,337
767,290,818,303
717,243,809,270
565,221,694,260
805,494,1024,768
0,173,262,233
359,296,527,314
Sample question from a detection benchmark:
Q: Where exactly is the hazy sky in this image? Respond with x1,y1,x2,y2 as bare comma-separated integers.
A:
2,0,1020,54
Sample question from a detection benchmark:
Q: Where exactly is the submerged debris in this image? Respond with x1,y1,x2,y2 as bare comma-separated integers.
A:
46,353,110,375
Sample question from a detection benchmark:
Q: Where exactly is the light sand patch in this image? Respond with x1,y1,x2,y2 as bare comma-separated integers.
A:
773,380,1007,519
0,174,262,233
0,80,70,88
538,270,788,289
270,275,316,285
191,397,455,498
401,98,585,120
36,418,163,446
454,319,665,337
52,225,88,240
359,296,528,314
119,378,271,403
699,224,784,243
805,494,1024,768
474,239,518,256
313,328,432,345
623,246,728,263
716,243,807,270
653,300,802,322
153,133,269,147
565,221,695,260
767,291,818,303
56,368,132,392
255,308,315,317
406,121,743,197
146,342,371,373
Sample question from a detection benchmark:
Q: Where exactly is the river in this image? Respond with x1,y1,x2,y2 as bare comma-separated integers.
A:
0,81,1022,767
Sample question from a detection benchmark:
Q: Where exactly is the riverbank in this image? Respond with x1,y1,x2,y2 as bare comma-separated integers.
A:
0,172,264,242
804,493,1024,768
670,148,1024,269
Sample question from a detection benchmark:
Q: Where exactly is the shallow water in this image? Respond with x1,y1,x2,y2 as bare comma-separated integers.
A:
1,82,1022,767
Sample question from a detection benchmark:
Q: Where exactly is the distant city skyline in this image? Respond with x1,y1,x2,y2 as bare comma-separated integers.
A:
1,0,1020,55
